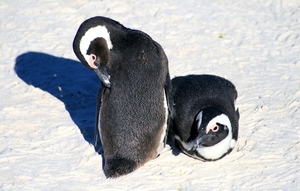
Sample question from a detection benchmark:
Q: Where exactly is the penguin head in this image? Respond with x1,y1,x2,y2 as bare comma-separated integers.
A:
177,107,236,161
73,21,113,87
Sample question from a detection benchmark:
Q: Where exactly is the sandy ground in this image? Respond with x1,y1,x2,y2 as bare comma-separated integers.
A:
1,0,300,190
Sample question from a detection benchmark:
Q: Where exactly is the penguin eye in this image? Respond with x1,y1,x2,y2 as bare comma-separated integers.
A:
212,126,219,132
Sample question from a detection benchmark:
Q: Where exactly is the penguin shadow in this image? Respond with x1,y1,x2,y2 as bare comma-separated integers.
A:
14,51,103,154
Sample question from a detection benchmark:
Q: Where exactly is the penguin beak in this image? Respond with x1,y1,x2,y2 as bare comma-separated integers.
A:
191,119,205,148
195,128,207,147
94,65,111,88
88,54,111,88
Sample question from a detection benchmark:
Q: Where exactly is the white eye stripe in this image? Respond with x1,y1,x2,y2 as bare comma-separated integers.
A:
79,25,113,63
206,114,231,134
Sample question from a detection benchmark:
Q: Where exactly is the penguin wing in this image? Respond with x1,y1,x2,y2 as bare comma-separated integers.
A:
164,72,172,146
231,108,240,141
94,83,105,152
171,76,200,141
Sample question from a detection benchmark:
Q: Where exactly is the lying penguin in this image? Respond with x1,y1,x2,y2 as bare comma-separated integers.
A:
170,74,239,161
73,16,171,178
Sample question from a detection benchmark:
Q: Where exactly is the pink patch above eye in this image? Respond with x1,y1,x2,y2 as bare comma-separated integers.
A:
206,124,219,134
212,126,219,132
88,54,98,69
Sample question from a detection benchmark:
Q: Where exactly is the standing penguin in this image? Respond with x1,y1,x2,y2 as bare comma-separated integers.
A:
73,16,171,178
170,74,239,161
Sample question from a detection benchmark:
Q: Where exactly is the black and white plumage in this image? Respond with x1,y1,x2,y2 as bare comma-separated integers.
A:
170,74,239,161
73,16,171,178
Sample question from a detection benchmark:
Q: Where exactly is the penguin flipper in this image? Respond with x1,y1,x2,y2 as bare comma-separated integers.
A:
94,84,104,152
236,108,240,119
164,72,172,147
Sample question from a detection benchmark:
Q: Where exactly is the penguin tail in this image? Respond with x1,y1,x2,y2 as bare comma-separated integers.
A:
104,157,138,178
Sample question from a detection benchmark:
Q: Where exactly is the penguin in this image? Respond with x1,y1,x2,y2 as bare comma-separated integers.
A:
72,16,171,178
170,74,239,161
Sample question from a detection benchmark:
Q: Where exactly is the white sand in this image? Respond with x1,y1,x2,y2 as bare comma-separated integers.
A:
1,0,300,190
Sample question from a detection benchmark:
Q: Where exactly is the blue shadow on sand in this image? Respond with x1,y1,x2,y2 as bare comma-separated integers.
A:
14,51,102,149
